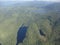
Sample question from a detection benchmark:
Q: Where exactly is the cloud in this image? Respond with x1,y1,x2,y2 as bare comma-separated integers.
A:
0,0,34,1
38,0,60,2
0,0,60,2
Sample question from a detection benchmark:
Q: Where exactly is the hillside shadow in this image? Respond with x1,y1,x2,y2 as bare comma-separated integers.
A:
0,43,1,45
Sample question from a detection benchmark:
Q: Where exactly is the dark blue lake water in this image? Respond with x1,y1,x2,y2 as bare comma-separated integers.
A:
16,25,28,45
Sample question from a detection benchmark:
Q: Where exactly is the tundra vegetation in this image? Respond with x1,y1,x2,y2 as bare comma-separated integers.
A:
0,1,60,45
